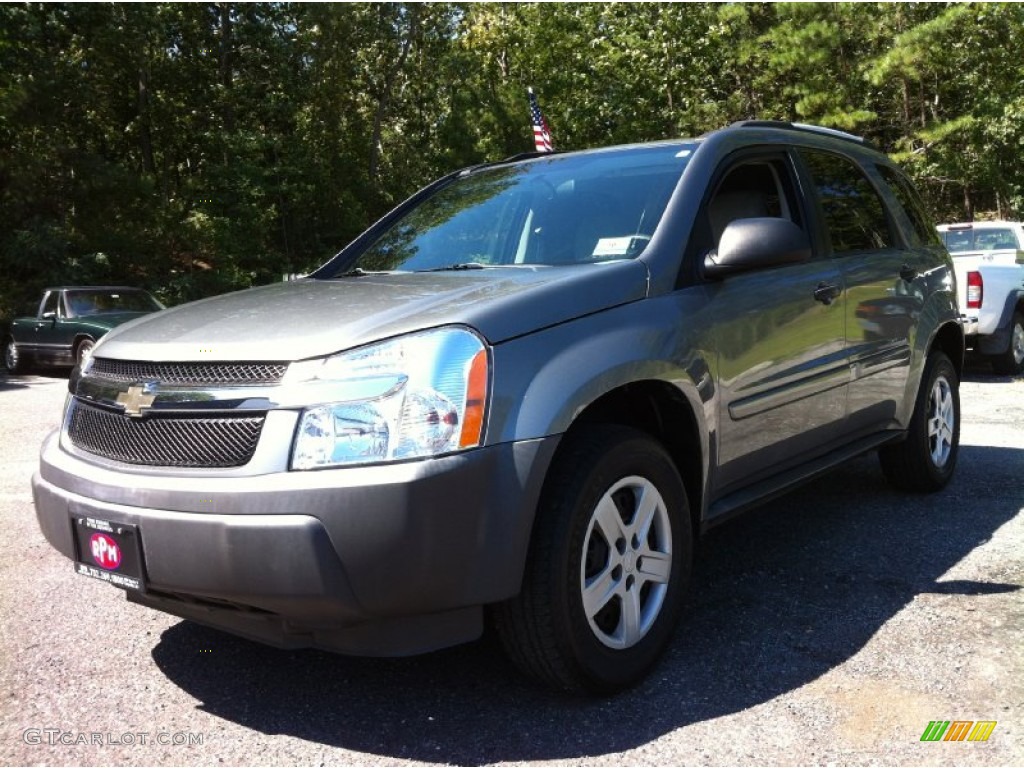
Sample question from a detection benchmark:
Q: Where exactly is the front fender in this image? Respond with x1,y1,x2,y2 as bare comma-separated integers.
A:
487,292,714,446
8,317,36,343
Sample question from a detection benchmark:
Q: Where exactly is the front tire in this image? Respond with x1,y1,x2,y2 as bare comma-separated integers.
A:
4,338,25,374
74,338,95,367
988,310,1024,376
494,425,692,693
879,350,960,492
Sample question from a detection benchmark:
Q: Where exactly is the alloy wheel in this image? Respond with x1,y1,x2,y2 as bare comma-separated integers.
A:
580,476,672,650
927,374,955,468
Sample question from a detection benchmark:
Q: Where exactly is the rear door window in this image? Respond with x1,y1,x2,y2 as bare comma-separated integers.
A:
800,150,893,254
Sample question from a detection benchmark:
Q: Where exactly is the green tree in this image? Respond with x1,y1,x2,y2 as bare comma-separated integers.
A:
867,3,1024,218
4,0,1024,325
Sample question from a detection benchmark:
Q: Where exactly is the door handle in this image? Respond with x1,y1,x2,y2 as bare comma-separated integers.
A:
899,264,918,282
814,282,841,306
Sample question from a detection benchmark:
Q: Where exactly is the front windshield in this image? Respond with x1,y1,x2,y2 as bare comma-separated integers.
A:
337,144,694,274
65,289,163,317
942,227,1020,253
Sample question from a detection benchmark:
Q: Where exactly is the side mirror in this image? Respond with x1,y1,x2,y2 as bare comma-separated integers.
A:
704,218,812,278
41,311,57,321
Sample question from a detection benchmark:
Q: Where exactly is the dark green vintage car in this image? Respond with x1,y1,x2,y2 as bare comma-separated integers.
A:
4,286,164,373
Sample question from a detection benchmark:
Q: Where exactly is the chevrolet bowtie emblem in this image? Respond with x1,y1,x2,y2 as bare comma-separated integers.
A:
116,385,156,418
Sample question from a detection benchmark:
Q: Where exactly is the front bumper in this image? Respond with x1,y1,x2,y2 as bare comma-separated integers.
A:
33,431,559,655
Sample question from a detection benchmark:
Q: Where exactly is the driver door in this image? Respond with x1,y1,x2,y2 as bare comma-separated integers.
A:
700,152,848,500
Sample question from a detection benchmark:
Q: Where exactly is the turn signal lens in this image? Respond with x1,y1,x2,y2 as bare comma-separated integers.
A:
459,348,489,448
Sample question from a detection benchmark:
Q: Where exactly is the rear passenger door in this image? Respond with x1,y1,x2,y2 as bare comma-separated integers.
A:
702,151,848,497
797,150,922,432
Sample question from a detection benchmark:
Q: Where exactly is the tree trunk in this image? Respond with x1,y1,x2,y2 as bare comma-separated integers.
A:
900,78,910,130
137,61,156,176
368,6,420,191
219,3,235,135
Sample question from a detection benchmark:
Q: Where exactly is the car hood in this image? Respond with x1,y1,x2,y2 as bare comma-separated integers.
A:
96,261,648,362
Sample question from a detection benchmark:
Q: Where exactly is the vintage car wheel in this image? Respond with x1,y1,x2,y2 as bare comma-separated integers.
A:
494,425,691,693
3,338,25,374
75,338,96,367
988,311,1024,376
879,350,960,492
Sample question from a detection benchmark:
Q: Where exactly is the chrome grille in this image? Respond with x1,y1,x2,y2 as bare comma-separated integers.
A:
89,358,288,386
68,402,264,468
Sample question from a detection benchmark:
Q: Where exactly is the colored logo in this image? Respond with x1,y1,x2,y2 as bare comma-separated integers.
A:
920,720,997,742
89,533,122,570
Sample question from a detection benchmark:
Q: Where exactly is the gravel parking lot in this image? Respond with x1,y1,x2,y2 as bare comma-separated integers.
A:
0,365,1021,766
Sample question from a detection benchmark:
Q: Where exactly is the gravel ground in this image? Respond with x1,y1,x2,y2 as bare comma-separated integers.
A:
0,364,1021,767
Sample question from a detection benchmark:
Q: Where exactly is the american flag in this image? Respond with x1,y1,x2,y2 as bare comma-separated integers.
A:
528,87,553,153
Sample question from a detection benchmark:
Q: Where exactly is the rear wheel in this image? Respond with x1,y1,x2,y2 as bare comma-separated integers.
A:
493,425,692,693
988,310,1024,375
879,350,960,492
4,338,25,374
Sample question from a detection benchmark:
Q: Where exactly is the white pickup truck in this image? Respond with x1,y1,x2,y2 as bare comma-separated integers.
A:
937,221,1024,375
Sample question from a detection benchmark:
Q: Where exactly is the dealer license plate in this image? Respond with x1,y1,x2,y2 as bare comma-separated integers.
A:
71,514,146,592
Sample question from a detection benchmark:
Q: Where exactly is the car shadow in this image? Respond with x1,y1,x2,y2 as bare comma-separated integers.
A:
0,368,70,391
151,445,1023,762
961,355,1022,383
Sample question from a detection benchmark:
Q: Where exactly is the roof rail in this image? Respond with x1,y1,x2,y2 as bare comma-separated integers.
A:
729,120,872,148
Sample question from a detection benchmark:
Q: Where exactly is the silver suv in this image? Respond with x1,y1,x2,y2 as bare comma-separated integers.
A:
34,122,963,693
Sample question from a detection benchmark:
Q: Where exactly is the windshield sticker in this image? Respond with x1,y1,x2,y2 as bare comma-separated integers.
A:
592,237,634,257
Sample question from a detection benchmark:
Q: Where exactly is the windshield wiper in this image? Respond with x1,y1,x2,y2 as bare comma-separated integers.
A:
415,262,488,273
335,267,389,278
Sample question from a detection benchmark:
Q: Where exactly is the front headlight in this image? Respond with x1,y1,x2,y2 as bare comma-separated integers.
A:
288,327,489,469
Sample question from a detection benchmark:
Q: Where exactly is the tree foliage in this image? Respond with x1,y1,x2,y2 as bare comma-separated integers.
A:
2,2,1023,319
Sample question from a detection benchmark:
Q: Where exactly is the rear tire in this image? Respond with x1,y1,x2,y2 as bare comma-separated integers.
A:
879,351,960,492
493,425,692,694
988,310,1024,375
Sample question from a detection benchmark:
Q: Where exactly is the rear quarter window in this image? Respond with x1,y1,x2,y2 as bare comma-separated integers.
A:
877,165,943,248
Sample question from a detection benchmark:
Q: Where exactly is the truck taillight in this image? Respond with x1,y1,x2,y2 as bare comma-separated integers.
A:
966,271,983,309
